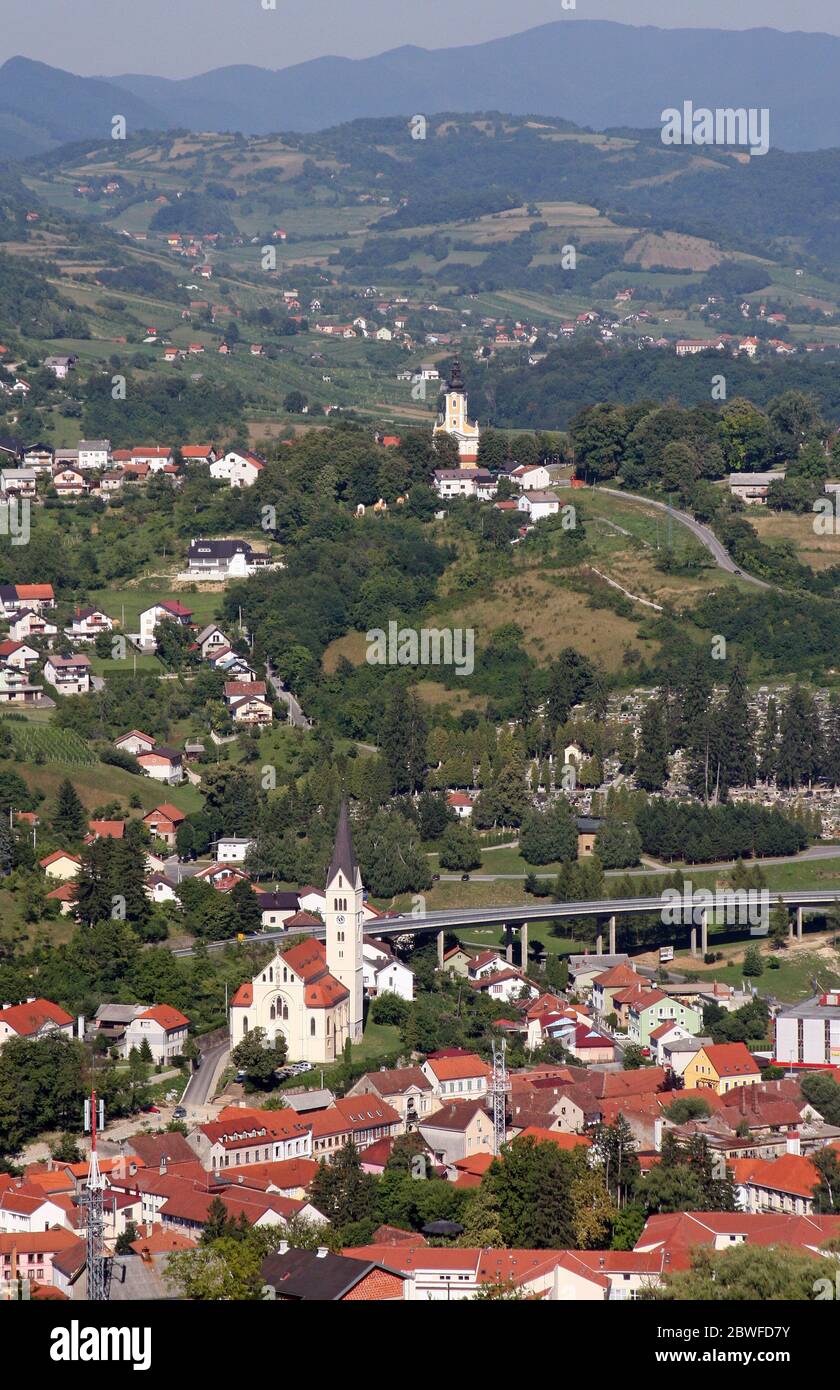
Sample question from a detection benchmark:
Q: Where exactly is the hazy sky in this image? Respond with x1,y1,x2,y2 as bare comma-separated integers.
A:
2,0,839,77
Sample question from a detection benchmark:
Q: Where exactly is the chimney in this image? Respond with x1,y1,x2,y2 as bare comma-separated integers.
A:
653,1118,663,1153
740,1088,746,1115
159,1158,167,1175
76,1015,85,1040
786,1129,801,1156
316,1246,329,1258
278,1240,289,1255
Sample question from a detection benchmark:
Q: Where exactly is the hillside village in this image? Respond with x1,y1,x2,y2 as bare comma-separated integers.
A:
3,20,840,1325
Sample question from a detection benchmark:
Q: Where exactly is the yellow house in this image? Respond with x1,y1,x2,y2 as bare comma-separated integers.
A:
683,1042,761,1095
39,850,82,881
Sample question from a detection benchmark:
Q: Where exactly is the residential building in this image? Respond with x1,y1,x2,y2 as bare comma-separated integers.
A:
728,471,786,504
209,450,265,488
347,1067,435,1130
136,747,183,785
261,1245,409,1301
774,993,840,1067
185,538,271,580
122,1005,190,1063
518,489,561,521
44,654,91,696
138,599,193,647
421,1051,491,1101
683,1042,762,1095
77,440,111,471
0,998,74,1049
419,1099,494,1167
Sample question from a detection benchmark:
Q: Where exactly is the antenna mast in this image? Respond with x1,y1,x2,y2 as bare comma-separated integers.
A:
81,1087,108,1301
489,1039,510,1156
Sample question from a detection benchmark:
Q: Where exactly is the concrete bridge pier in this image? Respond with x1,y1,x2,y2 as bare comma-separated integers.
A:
797,905,803,941
690,926,698,958
608,915,616,956
437,929,445,970
700,909,708,957
520,921,529,969
596,934,604,955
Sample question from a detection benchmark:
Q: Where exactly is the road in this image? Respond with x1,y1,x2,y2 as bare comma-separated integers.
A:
597,487,773,590
182,1036,229,1107
436,843,840,883
266,661,309,728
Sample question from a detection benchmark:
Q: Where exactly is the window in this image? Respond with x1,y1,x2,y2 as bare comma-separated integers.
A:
311,1018,316,1036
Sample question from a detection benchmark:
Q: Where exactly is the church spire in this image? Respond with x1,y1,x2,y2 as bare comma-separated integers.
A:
447,357,465,392
328,799,358,883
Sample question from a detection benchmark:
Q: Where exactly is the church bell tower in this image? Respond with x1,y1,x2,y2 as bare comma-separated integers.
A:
324,801,364,1041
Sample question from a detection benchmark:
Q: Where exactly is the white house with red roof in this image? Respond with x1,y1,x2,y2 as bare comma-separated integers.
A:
122,1004,189,1063
446,791,474,819
0,997,74,1049
139,599,193,648
421,1051,491,1101
136,747,183,785
209,449,265,488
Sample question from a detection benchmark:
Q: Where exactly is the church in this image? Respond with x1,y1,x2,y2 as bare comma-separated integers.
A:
432,359,480,466
229,803,365,1065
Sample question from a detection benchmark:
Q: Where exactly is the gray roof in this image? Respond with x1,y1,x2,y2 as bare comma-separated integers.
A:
568,954,629,973
95,1003,143,1024
261,1248,403,1301
776,994,840,1020
663,1036,712,1053
327,800,358,883
282,1089,336,1113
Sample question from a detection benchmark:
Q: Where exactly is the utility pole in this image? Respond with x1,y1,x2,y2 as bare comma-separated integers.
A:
80,1088,108,1301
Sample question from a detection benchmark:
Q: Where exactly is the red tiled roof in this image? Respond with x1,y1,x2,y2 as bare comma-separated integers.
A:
0,998,73,1036
424,1053,491,1082
137,1004,189,1031
702,1043,760,1078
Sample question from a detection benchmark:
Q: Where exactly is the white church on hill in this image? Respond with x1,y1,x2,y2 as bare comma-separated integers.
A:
229,803,365,1065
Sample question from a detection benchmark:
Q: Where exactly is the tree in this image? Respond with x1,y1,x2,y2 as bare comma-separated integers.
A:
645,1243,826,1301
520,801,578,865
380,684,427,794
52,778,87,841
309,1142,377,1230
742,943,764,977
230,1026,287,1088
594,819,642,870
229,877,262,936
812,1147,840,1213
663,1095,710,1125
165,1236,265,1300
622,1045,647,1070
591,1116,639,1208
438,822,482,871
635,699,669,792
115,1220,139,1254
459,1181,504,1248
487,1137,576,1248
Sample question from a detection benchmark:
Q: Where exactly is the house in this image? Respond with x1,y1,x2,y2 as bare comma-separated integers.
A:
518,490,560,521
230,692,273,725
591,962,645,1018
446,791,474,819
136,748,184,785
216,835,255,864
51,468,88,498
209,450,265,488
470,966,537,1004
44,654,91,696
347,1068,435,1131
145,873,180,907
190,1105,313,1170
419,1100,494,1167
0,640,38,669
194,624,230,659
8,609,57,644
254,890,301,930
261,1244,409,1301
138,599,193,647
0,998,74,1049
4,587,54,614
194,863,249,893
44,355,77,379
115,730,157,757
421,1052,491,1101
22,445,54,472
0,1183,72,1235
566,1023,616,1064
634,1210,840,1271
130,446,173,470
0,468,36,498
576,816,604,857
86,819,125,842
39,851,81,881
433,469,477,500
728,471,786,505
65,607,113,643
661,1036,712,1077
185,538,270,581
181,445,216,466
142,805,185,853
684,1042,761,1095
308,1096,401,1160
77,441,111,471
122,1005,189,1063
362,939,415,1001
627,991,703,1048
0,1229,83,1292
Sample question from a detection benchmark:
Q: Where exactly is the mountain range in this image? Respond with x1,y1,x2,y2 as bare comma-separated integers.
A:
2,21,840,155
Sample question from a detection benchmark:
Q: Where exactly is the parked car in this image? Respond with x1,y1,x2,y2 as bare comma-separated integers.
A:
173,1105,187,1119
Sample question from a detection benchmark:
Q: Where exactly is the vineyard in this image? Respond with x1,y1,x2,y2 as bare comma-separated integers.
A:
1,721,96,766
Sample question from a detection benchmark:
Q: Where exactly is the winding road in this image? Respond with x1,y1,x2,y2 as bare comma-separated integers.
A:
596,487,773,590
